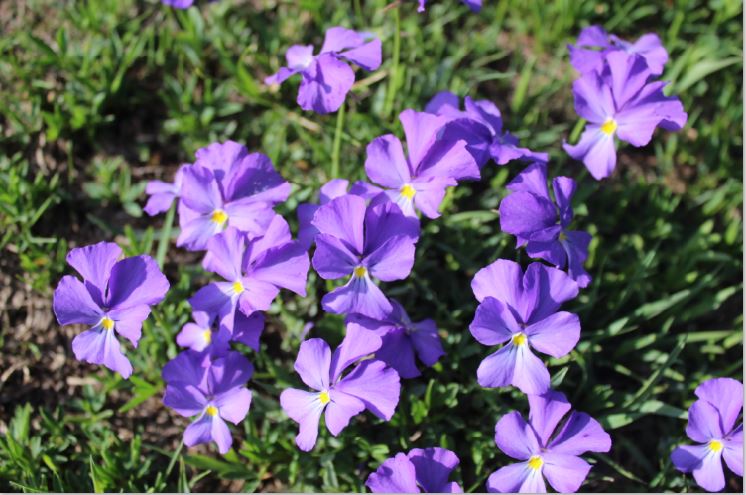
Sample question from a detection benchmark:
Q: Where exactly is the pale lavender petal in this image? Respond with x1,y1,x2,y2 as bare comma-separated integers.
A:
495,410,541,460
320,179,351,203
506,161,550,198
106,255,169,310
312,194,366,254
211,414,234,454
248,241,309,297
320,27,365,54
335,359,400,420
399,109,448,171
487,463,546,493
72,329,133,379
541,452,592,493
548,411,612,455
627,33,668,75
223,199,277,238
330,323,383,383
477,344,517,389
203,227,245,282
177,214,223,251
723,428,743,476
285,44,314,70
324,389,366,436
411,177,455,219
523,262,579,324
163,383,207,417
525,312,580,358
571,72,615,124
365,134,412,188
176,322,213,352
312,234,360,279
528,390,572,447
366,452,420,493
471,258,524,306
65,241,121,305
222,149,290,205
297,54,355,114
339,39,382,71
321,273,392,319
363,236,417,282
363,199,420,253
183,415,213,448
214,387,252,424
53,276,103,325
606,51,652,110
425,91,462,118
107,304,150,347
207,351,254,395
672,444,725,492
162,350,210,390
280,388,325,451
408,447,461,493
694,378,744,435
686,400,725,443
416,137,480,182
470,297,521,346
194,141,246,181
180,165,223,214
294,338,331,391
511,344,551,395
563,125,617,180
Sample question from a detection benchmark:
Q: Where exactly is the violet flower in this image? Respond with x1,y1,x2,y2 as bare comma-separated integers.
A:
499,162,592,288
280,324,401,451
162,0,194,8
671,377,743,492
470,259,580,394
177,141,290,251
488,390,611,493
347,299,444,379
367,447,463,493
364,109,479,219
265,27,382,114
53,242,170,379
569,25,669,76
425,92,548,168
418,0,482,12
176,310,231,355
311,194,420,319
190,217,309,332
163,350,253,454
563,51,687,180
144,166,184,216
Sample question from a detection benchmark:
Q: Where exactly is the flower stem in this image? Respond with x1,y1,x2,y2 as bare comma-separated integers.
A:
384,4,401,119
331,100,346,179
156,202,176,269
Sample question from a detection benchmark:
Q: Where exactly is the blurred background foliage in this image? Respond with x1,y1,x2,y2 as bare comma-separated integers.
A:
0,0,742,492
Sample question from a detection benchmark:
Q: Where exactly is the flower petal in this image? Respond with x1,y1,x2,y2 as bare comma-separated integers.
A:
525,311,580,358
686,400,725,443
72,329,132,379
527,390,571,447
106,255,169,310
563,126,617,181
335,359,400,420
321,274,392,319
694,377,744,434
312,194,366,255
548,411,612,455
541,452,592,493
487,462,546,493
65,242,122,305
297,54,355,114
366,453,420,493
365,134,412,188
312,234,360,279
294,338,331,391
53,275,103,326
494,411,541,460
470,297,520,346
279,388,325,452
214,387,252,424
324,389,366,436
330,323,383,383
408,447,461,493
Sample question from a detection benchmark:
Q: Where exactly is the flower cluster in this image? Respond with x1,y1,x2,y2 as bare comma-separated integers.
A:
564,29,688,180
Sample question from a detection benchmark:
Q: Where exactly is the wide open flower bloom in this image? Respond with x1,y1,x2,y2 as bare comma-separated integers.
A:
367,447,463,493
425,92,548,168
569,25,668,76
190,218,309,332
418,0,482,12
144,166,184,216
163,350,253,454
671,377,743,492
177,141,290,251
364,109,478,219
280,324,401,451
265,27,382,114
488,390,611,493
470,259,579,394
53,242,169,378
563,51,687,180
311,194,420,318
499,162,592,288
347,299,444,379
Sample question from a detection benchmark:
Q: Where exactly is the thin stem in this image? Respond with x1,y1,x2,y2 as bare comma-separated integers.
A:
156,202,176,269
330,100,346,179
383,4,401,119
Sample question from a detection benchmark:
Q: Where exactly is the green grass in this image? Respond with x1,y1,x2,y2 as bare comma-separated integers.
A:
0,0,742,492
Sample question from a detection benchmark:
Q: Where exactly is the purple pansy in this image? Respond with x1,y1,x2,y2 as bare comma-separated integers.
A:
569,25,669,76
347,299,444,378
176,310,231,355
163,350,253,454
488,390,611,493
280,324,401,451
563,51,687,180
425,92,548,168
418,0,482,12
145,166,184,216
190,217,309,333
162,0,194,8
366,447,463,493
265,27,382,114
469,259,580,394
364,109,479,219
53,242,170,379
311,194,420,319
499,162,592,288
671,377,743,492
177,141,290,251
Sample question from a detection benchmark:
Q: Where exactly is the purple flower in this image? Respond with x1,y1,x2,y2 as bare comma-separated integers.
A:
311,194,420,318
176,310,231,355
163,350,253,454
364,109,479,219
488,391,611,493
569,25,669,76
280,324,401,451
297,178,382,249
671,377,743,492
366,447,463,493
144,166,184,216
563,52,687,180
347,299,444,378
53,242,169,379
499,162,592,288
190,217,309,332
162,0,194,8
469,259,580,394
177,141,290,251
265,27,382,114
425,92,548,168
418,0,482,12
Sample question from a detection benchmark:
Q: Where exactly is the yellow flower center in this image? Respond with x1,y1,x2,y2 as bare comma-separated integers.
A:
400,184,416,200
353,266,367,278
600,118,617,136
528,455,543,470
101,317,114,331
205,405,218,417
232,280,245,294
708,439,724,453
319,390,331,405
512,332,528,346
202,330,212,344
210,209,228,226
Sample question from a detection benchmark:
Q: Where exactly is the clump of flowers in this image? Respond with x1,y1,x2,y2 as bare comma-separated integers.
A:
671,377,743,492
366,447,462,493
